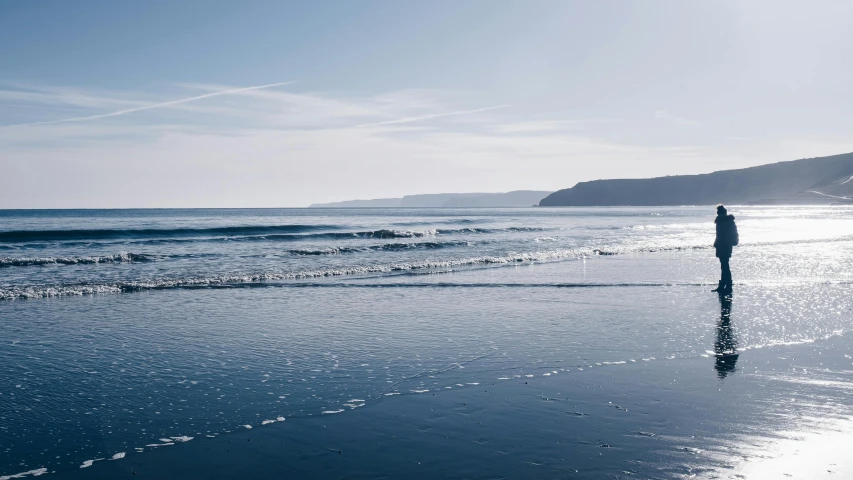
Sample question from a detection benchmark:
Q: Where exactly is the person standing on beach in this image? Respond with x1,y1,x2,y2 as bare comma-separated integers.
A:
712,205,738,294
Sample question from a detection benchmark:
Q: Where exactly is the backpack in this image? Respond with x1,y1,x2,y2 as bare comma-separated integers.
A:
730,222,739,246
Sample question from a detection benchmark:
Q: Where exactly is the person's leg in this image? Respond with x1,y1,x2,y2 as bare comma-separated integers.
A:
712,257,725,292
721,257,732,292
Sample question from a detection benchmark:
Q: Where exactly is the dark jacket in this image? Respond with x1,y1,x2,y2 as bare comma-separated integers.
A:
714,214,738,258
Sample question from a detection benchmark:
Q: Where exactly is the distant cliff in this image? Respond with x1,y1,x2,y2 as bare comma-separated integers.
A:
539,153,853,206
310,190,552,208
442,191,553,207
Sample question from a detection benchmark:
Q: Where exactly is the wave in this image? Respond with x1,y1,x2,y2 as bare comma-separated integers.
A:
1,226,547,246
0,253,154,268
288,241,474,255
287,247,366,255
6,233,852,300
267,227,540,241
374,240,472,251
0,240,478,267
0,248,592,300
392,218,478,227
0,225,341,243
352,229,437,239
437,227,546,234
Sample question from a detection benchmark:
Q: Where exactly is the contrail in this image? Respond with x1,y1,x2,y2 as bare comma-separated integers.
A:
2,81,297,128
353,104,509,128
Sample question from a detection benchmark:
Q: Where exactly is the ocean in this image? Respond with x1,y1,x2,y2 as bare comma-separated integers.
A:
2,207,853,479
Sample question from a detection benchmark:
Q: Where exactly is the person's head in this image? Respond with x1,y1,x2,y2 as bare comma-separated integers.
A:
716,204,727,216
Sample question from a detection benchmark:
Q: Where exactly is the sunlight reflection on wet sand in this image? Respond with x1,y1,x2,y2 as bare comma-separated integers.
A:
729,417,853,479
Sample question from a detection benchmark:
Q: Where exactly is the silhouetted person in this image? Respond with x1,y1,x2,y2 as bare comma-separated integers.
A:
711,204,738,294
714,295,739,378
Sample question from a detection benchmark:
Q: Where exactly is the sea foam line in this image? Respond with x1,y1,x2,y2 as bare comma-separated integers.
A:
0,253,153,267
0,468,48,480
0,248,590,300
287,240,474,255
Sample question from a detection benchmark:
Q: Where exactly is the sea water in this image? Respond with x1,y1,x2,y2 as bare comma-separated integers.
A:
2,207,853,478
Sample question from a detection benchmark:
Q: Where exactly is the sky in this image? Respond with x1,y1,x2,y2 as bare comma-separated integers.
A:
2,0,853,208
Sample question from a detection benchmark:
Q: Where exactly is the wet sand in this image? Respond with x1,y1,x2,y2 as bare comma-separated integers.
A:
64,331,853,480
6,237,853,480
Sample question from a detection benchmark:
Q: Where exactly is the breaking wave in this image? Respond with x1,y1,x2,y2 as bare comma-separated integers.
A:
0,253,154,268
6,230,853,300
287,247,366,255
0,226,547,246
6,233,849,300
0,248,591,300
287,240,473,255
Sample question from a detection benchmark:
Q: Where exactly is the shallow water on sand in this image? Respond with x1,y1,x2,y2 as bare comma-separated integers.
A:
2,207,853,478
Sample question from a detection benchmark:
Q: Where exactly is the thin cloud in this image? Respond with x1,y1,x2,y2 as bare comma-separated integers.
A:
2,81,297,128
492,119,622,134
353,105,509,128
0,102,87,112
654,109,702,126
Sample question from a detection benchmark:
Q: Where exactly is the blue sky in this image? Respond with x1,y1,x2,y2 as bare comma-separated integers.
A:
2,0,853,207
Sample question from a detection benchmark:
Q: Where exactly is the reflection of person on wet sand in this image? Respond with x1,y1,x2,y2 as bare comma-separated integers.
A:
714,295,739,379
712,204,739,294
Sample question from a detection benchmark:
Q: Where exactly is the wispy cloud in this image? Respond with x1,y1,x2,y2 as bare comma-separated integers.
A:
1,81,297,128
654,109,702,126
491,119,621,134
0,83,146,110
1,81,730,208
352,105,509,128
0,102,89,112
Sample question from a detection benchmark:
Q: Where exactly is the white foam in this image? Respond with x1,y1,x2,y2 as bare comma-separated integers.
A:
0,248,591,300
0,468,48,479
170,436,193,442
7,227,853,301
110,452,125,460
79,459,103,469
0,253,150,268
242,424,252,429
322,409,345,414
